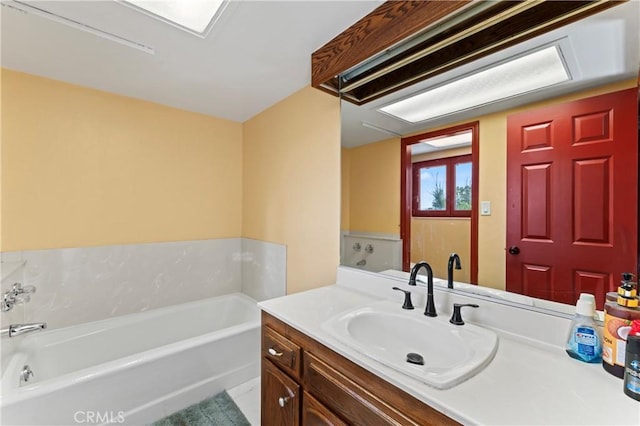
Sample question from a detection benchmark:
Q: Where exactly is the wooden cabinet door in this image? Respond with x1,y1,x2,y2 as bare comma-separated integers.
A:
302,391,347,426
262,360,300,426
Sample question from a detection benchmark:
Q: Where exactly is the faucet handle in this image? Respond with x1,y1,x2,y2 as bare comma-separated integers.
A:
392,287,415,310
449,303,479,325
21,285,36,294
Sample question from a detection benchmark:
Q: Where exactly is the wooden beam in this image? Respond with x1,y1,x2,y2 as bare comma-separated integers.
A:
311,1,471,89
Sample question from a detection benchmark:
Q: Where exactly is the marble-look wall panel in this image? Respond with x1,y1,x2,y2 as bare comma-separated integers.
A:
1,239,242,329
240,238,286,301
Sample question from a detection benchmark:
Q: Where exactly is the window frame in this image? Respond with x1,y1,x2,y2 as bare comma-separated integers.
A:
412,154,472,218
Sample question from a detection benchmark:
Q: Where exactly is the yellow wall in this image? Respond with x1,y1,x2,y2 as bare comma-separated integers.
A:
345,137,400,235
411,218,471,282
1,70,243,252
243,86,341,294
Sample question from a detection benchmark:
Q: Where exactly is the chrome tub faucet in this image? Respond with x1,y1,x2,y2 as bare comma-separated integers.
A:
1,322,47,338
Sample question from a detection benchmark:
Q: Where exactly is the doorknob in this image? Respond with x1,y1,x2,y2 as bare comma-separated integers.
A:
508,246,520,255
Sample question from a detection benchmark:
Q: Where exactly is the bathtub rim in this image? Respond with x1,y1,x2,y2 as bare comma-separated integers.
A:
0,292,259,405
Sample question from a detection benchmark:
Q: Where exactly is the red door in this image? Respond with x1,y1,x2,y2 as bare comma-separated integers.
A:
506,88,638,309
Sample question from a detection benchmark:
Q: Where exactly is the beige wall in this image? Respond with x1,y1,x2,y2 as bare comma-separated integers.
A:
243,86,341,294
344,137,400,235
1,70,243,252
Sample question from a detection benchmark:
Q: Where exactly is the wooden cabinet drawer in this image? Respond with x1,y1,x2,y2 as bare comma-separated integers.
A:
303,352,455,425
263,326,301,379
304,352,425,426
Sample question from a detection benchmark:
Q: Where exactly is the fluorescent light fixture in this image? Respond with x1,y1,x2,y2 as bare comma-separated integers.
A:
120,0,226,36
422,132,471,148
380,45,570,123
2,1,154,54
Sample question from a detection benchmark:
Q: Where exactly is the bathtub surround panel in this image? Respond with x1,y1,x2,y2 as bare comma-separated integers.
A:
341,233,401,272
240,238,286,302
1,238,285,329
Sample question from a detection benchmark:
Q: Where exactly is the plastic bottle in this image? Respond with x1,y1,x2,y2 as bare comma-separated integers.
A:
578,293,598,321
603,273,640,378
623,320,640,401
566,298,602,363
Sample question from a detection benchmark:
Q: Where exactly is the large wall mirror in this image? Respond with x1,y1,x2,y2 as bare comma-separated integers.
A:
339,1,639,311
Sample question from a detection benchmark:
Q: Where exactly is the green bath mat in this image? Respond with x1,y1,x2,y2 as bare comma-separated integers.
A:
151,391,251,426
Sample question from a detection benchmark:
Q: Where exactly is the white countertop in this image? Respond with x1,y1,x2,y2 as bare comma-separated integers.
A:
259,267,640,425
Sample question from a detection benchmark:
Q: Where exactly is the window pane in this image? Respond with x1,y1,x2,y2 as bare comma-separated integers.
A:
455,162,472,210
419,165,447,211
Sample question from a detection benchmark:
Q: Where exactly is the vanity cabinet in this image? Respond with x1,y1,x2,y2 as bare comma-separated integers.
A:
261,311,458,426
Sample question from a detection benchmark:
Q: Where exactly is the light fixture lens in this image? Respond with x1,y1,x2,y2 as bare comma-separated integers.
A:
380,46,570,123
122,0,225,34
422,132,472,148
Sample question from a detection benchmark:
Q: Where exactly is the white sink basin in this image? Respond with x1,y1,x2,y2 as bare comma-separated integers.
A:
322,300,498,389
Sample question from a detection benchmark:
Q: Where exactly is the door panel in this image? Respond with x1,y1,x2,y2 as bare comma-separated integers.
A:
573,158,611,244
507,88,637,309
522,163,552,240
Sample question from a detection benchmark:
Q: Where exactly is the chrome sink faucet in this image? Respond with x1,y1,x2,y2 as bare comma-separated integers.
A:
1,322,47,338
408,261,437,317
447,253,462,289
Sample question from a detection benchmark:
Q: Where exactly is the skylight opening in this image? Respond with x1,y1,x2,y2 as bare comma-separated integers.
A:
120,0,226,36
379,45,571,123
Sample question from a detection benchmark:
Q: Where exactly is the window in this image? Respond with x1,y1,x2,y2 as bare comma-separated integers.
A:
412,155,472,217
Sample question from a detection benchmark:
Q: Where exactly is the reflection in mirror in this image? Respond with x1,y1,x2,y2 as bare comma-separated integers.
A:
339,1,639,312
409,129,473,284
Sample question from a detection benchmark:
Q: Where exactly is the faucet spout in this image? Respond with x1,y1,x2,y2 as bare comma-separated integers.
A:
1,322,47,338
409,261,437,317
447,253,462,289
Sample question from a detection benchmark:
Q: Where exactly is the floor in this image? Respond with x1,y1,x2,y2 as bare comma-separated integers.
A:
228,377,261,426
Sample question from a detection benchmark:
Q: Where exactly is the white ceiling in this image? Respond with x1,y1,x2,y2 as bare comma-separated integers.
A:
0,0,382,122
341,1,640,148
2,1,638,146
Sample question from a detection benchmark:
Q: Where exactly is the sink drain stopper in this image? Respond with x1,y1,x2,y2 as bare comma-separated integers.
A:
406,352,424,365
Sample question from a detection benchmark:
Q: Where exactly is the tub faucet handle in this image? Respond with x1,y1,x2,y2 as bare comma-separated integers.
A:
2,283,37,312
20,365,34,383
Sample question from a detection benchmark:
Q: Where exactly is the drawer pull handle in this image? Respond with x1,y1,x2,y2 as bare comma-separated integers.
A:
268,348,283,357
278,396,291,407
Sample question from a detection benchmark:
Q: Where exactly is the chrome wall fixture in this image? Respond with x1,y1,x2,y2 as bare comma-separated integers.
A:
2,283,36,312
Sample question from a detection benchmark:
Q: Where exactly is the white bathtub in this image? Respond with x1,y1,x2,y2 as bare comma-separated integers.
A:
0,292,260,425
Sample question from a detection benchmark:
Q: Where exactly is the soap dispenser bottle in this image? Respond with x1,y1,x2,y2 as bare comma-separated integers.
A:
566,297,602,363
